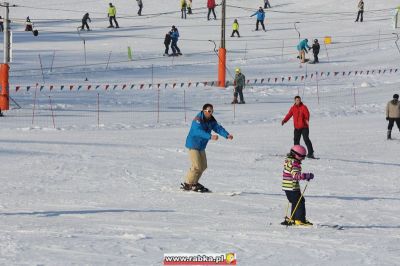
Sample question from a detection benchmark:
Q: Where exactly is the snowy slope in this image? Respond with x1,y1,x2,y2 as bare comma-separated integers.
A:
1,0,400,265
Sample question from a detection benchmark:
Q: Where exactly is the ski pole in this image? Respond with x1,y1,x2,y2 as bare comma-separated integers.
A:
284,202,290,219
288,182,309,222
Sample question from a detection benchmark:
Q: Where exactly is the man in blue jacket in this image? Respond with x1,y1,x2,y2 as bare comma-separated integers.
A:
182,103,233,192
170,25,182,56
297,38,310,63
251,7,266,31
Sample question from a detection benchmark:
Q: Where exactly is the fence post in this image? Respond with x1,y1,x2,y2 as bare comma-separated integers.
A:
48,95,56,128
106,51,112,71
38,54,45,83
316,71,320,105
32,83,38,125
324,42,330,63
97,92,100,128
183,89,186,123
378,29,381,49
50,50,56,73
353,82,357,109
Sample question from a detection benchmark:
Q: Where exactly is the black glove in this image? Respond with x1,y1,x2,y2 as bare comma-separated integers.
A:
301,173,314,181
386,117,389,121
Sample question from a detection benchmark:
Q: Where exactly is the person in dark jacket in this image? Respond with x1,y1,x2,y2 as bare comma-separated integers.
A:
182,103,233,192
232,68,246,104
281,96,315,158
164,31,172,56
264,0,271,8
355,0,364,22
81,13,91,30
25,17,33,31
0,16,3,32
137,0,143,16
170,26,182,56
309,39,320,63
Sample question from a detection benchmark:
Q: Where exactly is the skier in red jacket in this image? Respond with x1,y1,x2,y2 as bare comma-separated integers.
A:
281,96,315,158
207,0,217,20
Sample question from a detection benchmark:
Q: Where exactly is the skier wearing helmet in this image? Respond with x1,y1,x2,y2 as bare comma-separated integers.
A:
309,39,320,63
232,68,246,104
281,145,314,226
282,96,315,158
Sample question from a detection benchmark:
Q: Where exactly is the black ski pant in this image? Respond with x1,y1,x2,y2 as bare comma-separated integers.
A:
285,190,306,222
355,11,363,22
388,118,400,130
234,87,244,103
171,40,181,55
264,1,271,8
256,20,266,31
294,127,314,155
313,52,319,63
231,30,240,37
138,4,143,15
0,23,4,32
181,8,187,19
207,8,216,20
164,43,170,55
81,21,90,30
109,16,119,27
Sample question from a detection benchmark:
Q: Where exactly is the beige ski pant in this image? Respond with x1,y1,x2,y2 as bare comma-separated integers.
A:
185,149,207,184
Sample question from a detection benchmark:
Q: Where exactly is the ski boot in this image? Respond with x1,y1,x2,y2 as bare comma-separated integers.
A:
307,153,316,159
294,220,313,226
180,183,210,193
281,216,294,226
231,97,238,104
387,130,392,140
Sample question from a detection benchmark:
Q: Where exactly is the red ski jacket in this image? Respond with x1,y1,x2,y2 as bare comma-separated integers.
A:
207,0,216,8
282,103,310,129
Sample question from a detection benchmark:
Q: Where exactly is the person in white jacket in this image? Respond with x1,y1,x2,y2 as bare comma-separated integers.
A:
386,94,400,139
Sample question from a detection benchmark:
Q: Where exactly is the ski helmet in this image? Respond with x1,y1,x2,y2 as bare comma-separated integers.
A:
393,94,399,99
235,68,240,73
314,39,318,43
290,145,307,160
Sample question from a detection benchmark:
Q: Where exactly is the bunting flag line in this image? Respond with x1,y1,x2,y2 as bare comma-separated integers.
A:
11,67,399,93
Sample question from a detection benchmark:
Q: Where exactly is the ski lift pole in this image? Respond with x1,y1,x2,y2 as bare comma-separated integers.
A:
294,22,300,41
0,2,10,112
76,27,88,81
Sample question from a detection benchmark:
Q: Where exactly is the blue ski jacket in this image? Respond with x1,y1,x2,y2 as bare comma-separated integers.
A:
171,30,180,41
185,111,229,151
297,39,310,51
251,10,265,21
